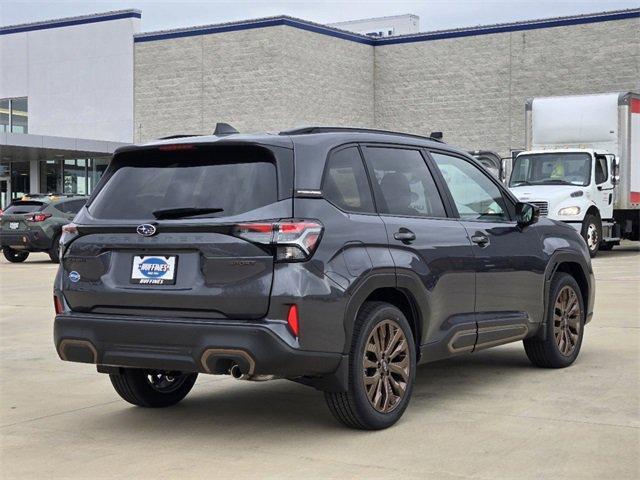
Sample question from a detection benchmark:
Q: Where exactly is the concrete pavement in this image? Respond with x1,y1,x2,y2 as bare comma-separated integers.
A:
1,244,638,479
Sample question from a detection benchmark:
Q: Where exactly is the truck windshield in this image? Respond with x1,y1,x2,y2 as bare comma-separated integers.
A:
510,153,591,187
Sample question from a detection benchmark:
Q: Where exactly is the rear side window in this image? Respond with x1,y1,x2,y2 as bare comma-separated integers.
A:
58,199,87,214
363,147,446,218
89,147,278,220
3,201,45,214
323,147,374,213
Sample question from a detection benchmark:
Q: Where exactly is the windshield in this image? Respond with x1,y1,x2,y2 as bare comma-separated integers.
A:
510,153,591,187
88,146,278,220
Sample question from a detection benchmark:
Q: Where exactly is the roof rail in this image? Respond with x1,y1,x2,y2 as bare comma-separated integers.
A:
279,126,445,143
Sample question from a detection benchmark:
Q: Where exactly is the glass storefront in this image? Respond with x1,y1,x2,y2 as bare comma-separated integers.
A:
40,160,62,193
1,157,110,209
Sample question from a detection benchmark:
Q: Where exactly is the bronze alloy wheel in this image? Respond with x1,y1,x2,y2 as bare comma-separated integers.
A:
363,319,411,413
553,286,582,356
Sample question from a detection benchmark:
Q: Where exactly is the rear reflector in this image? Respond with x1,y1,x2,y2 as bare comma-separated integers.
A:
287,304,299,337
54,295,64,315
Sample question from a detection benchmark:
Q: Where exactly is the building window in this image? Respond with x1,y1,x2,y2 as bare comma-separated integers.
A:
0,97,28,133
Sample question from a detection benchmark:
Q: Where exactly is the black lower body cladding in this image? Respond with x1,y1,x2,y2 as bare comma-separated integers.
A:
54,312,344,378
0,227,52,251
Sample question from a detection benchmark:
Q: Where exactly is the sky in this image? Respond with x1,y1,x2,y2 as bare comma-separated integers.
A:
1,0,639,33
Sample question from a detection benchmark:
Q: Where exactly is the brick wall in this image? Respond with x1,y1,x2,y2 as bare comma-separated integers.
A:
135,16,639,156
375,17,640,157
134,26,373,142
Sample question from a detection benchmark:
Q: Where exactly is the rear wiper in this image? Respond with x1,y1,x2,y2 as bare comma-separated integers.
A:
152,207,224,219
511,180,531,186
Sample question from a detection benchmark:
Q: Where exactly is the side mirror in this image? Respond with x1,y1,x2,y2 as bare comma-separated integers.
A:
516,202,539,228
608,154,620,185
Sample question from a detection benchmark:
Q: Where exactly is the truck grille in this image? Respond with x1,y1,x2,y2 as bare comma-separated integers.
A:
530,202,549,216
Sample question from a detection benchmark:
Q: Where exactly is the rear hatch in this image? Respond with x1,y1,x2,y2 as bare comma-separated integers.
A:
62,141,293,319
1,201,46,236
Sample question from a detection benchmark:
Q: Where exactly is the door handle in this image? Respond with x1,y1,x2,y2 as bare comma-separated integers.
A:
471,233,490,246
394,228,416,243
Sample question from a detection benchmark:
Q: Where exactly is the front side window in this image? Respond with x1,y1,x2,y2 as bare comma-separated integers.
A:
510,152,591,187
431,152,510,222
323,147,374,213
595,156,608,184
363,147,446,218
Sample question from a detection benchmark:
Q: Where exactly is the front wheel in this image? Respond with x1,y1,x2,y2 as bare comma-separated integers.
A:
581,214,601,258
324,302,416,430
523,272,585,368
3,247,29,263
110,369,198,408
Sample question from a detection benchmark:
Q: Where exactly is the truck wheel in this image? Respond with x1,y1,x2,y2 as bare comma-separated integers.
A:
523,272,585,368
3,247,29,263
581,214,601,258
110,369,198,408
48,233,61,263
324,301,416,430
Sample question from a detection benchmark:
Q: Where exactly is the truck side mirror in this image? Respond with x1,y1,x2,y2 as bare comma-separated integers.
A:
609,155,620,185
516,202,539,228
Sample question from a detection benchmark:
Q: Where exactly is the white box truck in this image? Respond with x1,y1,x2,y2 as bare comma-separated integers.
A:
509,92,640,256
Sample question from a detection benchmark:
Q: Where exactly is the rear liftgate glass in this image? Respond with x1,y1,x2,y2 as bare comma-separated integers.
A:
60,143,321,320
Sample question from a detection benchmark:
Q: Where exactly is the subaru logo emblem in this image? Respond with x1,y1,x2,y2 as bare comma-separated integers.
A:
137,224,157,237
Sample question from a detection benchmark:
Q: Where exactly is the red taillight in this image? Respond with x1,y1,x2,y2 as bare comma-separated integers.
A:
54,295,64,315
287,304,299,336
26,212,52,222
232,219,323,261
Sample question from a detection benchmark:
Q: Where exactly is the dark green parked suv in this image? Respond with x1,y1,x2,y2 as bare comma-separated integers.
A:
0,194,87,263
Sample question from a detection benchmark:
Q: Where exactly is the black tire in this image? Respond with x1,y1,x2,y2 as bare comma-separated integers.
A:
581,213,601,258
324,301,416,430
599,242,615,251
109,369,198,408
48,233,61,263
523,272,585,368
2,247,29,263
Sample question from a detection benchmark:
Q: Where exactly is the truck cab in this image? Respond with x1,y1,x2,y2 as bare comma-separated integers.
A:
509,148,617,256
508,92,640,257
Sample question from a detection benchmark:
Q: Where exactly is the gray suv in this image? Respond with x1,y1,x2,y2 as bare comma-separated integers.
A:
53,127,594,429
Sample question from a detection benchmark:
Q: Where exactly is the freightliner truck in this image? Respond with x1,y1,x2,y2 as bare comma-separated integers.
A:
509,92,640,257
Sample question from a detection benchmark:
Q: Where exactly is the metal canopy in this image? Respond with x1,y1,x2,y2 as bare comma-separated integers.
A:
0,132,129,162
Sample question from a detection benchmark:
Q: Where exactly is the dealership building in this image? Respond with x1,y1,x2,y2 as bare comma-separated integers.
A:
1,7,638,208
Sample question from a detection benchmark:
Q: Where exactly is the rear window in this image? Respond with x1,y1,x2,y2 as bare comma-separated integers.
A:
4,201,45,214
58,199,87,214
89,147,278,220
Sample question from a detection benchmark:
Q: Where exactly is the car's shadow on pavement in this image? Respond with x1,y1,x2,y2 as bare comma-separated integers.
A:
82,347,544,435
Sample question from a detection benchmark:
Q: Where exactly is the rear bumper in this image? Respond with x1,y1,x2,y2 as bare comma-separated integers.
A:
0,227,52,250
54,312,343,378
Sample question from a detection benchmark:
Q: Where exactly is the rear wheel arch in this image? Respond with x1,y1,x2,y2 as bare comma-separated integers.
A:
361,288,421,358
344,273,425,359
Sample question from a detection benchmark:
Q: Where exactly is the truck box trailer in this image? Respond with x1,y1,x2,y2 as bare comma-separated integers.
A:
508,92,639,256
